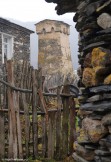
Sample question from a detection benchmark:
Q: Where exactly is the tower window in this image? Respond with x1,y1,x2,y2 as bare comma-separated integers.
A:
51,27,54,32
42,28,46,34
63,28,66,34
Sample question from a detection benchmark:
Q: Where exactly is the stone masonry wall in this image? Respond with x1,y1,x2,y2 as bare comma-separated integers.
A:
0,20,31,63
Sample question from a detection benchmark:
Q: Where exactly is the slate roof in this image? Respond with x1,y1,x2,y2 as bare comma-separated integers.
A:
0,17,34,34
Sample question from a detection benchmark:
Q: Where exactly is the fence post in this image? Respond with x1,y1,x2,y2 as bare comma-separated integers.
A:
55,86,62,160
62,85,70,158
15,91,23,158
69,97,76,154
0,83,5,159
48,111,56,159
42,114,47,157
20,61,30,158
32,69,38,158
0,111,5,159
38,69,48,122
7,60,18,159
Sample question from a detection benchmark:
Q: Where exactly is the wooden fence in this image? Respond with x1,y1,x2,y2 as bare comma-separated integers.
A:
0,59,77,161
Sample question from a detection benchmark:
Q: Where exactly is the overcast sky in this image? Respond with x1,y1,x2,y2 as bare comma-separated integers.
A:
0,0,78,70
0,0,74,22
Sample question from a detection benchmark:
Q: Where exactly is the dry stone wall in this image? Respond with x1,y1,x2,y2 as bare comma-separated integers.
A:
74,0,111,162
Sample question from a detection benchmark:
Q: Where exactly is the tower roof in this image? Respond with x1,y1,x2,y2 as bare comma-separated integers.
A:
35,19,70,35
35,19,70,26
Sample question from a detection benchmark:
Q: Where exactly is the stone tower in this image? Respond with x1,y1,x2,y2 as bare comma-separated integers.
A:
35,19,73,87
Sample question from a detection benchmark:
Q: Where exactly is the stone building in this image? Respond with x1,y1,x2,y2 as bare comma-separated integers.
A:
0,17,34,64
35,19,74,88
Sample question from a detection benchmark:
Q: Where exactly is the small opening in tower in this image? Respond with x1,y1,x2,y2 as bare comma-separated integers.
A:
51,27,54,32
63,28,66,34
42,28,46,34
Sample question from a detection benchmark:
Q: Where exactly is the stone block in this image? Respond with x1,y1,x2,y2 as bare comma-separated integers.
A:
97,13,111,29
82,117,108,143
82,68,97,87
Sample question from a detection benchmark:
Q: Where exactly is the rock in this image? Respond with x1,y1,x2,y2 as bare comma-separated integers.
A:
90,33,111,43
83,41,108,51
78,96,88,103
87,93,111,102
83,53,92,68
77,66,83,77
95,149,111,156
85,0,104,16
101,157,111,162
108,126,111,133
97,13,111,29
82,117,108,143
96,0,111,12
77,1,88,11
87,95,102,102
74,142,95,161
104,74,111,84
82,68,97,87
95,156,111,162
99,138,108,148
77,128,89,144
91,47,111,68
89,85,111,93
64,156,75,162
82,29,92,38
94,156,101,162
106,135,111,151
102,113,111,126
94,66,111,77
84,145,96,150
97,28,111,34
80,100,111,112
99,138,107,143
78,110,92,118
72,152,89,162
88,114,103,120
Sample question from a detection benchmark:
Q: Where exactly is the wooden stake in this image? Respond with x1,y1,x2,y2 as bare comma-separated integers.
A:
32,69,38,158
69,97,76,154
62,85,70,158
7,60,18,159
55,86,61,159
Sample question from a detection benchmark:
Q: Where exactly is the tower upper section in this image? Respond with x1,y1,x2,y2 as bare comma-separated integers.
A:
35,19,74,87
35,19,70,35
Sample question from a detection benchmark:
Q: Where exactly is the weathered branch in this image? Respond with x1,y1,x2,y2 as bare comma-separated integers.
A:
0,109,45,115
0,79,32,93
0,79,76,97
